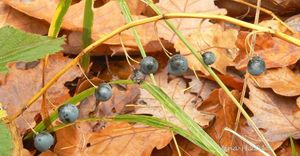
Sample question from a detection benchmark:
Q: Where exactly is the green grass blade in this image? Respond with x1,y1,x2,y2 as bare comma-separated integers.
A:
117,0,146,58
141,82,227,156
24,87,96,140
113,114,209,152
48,0,72,37
81,0,94,71
290,137,298,156
143,1,275,155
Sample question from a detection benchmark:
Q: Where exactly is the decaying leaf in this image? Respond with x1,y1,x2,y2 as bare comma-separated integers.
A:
175,24,239,75
254,67,300,97
0,53,80,135
156,0,226,43
235,32,300,70
54,122,171,156
135,68,217,128
0,1,48,34
244,80,300,142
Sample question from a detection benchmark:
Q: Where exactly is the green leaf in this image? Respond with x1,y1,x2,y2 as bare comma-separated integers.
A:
0,122,13,156
0,26,65,73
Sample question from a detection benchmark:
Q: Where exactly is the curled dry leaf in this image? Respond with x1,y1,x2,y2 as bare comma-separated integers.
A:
254,67,300,97
156,0,226,43
0,53,80,135
3,0,160,53
0,1,48,34
244,80,300,142
175,24,239,75
135,68,217,128
54,122,171,156
235,32,300,70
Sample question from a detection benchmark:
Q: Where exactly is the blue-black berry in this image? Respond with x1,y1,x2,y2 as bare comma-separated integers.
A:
247,56,266,76
167,54,188,76
131,69,146,84
140,56,159,74
202,51,215,65
34,132,55,152
95,83,113,101
58,103,79,124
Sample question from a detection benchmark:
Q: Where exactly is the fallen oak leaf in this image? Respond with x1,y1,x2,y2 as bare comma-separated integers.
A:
156,0,226,43
54,122,172,156
254,67,300,97
175,24,239,75
0,1,48,34
244,80,300,142
197,89,240,148
0,53,81,135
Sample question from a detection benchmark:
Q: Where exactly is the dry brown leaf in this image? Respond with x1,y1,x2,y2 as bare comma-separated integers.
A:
0,1,48,34
235,32,300,70
186,75,219,99
244,80,300,142
258,20,288,33
3,0,159,53
175,24,239,75
229,117,283,156
0,53,80,135
198,89,240,148
156,0,226,43
254,67,300,97
135,68,217,128
79,85,140,119
54,122,171,156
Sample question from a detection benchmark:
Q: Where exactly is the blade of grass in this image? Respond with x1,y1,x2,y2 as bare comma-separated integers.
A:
142,1,275,155
48,0,72,37
81,0,94,71
117,0,146,58
290,136,298,156
24,87,95,140
117,0,157,85
141,82,227,156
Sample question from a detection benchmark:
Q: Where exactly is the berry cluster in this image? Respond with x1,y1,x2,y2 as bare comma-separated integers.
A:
34,83,113,152
33,53,265,152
